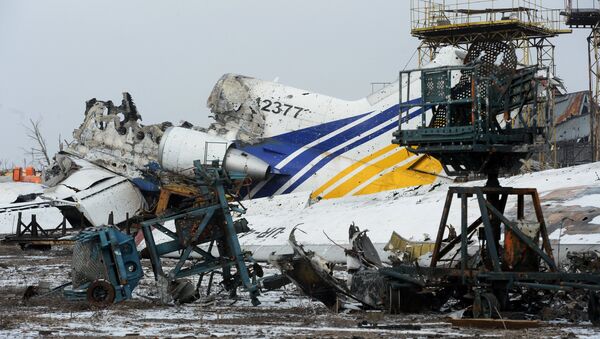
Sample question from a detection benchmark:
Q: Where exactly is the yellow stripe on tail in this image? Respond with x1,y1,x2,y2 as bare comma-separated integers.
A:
355,155,442,196
311,146,442,199
310,144,397,198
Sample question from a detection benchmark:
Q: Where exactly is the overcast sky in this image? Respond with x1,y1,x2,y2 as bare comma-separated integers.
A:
0,0,591,167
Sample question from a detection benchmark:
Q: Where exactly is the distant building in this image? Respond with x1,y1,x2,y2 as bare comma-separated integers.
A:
553,91,595,167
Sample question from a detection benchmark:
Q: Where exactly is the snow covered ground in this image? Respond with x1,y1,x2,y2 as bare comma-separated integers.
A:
240,162,600,262
2,163,600,337
1,245,599,338
2,162,600,264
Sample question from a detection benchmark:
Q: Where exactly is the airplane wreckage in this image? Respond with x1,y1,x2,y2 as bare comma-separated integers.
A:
4,41,600,325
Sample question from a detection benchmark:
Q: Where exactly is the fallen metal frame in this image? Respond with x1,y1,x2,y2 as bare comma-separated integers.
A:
384,185,600,321
2,212,73,249
430,186,555,273
140,162,260,305
423,186,600,293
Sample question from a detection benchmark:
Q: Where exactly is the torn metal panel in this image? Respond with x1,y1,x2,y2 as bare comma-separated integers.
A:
346,224,385,300
269,252,343,310
269,226,376,311
43,154,94,187
348,223,382,269
42,155,147,227
73,176,146,226
384,231,436,263
56,167,114,193
42,185,77,200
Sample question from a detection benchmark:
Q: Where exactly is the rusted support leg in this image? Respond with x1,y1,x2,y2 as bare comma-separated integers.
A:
517,194,524,220
531,191,556,270
431,189,454,268
31,215,38,238
477,190,501,272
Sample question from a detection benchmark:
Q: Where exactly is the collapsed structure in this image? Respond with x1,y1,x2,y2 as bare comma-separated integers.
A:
4,0,600,329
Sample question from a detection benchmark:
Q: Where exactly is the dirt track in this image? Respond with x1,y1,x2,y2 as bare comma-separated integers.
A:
0,244,599,338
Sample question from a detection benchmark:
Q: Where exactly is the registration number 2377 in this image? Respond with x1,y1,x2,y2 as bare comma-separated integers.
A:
259,98,309,118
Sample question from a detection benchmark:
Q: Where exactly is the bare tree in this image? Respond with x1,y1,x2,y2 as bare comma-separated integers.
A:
23,119,51,167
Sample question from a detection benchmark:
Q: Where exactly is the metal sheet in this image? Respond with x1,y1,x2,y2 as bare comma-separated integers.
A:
58,168,114,192
556,114,590,142
42,184,77,200
74,177,146,226
0,182,45,204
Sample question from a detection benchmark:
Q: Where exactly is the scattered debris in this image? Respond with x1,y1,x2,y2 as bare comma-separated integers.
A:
566,251,600,273
270,226,362,311
384,231,435,264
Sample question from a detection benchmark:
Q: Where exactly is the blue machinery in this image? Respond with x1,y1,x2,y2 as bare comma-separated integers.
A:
65,160,260,306
64,227,143,305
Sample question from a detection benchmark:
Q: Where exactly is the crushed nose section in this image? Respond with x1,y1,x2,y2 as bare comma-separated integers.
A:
206,74,266,143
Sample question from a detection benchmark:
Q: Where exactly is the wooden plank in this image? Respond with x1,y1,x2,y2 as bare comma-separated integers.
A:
447,318,541,330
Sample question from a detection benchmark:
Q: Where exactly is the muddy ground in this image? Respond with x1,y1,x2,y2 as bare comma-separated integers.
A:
0,244,599,338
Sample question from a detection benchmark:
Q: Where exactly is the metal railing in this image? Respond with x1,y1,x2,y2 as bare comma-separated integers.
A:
411,0,567,32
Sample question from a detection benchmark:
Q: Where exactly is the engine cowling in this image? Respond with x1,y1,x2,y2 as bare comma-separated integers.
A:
158,127,270,180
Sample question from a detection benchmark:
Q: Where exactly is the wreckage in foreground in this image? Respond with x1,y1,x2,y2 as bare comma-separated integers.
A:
391,41,600,323
62,160,262,306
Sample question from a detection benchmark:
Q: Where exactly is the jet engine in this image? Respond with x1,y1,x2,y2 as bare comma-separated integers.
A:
158,127,270,180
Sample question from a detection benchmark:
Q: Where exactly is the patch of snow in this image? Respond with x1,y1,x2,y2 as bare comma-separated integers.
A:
0,182,44,204
564,194,600,208
239,162,600,261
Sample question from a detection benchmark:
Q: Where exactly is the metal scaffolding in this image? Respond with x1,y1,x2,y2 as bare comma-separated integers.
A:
411,1,570,67
409,0,572,168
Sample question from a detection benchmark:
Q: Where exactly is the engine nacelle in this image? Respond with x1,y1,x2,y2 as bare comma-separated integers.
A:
158,127,270,180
